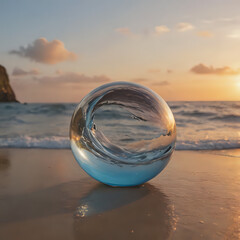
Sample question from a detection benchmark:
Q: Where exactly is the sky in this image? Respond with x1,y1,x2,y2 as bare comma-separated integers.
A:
1,0,240,102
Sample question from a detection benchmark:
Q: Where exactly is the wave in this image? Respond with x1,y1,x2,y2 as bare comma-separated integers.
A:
0,103,76,116
175,110,216,117
176,139,240,150
0,136,239,150
210,114,240,123
26,103,73,115
0,136,70,149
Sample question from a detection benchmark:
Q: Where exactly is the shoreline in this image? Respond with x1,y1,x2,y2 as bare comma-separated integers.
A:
1,147,240,159
0,148,239,239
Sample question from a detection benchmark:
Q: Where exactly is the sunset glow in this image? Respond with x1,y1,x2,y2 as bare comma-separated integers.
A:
1,0,240,102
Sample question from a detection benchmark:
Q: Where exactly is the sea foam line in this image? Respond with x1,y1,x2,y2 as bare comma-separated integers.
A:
0,136,239,150
0,136,70,149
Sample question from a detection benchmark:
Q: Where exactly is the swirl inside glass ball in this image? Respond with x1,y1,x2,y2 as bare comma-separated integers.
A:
70,82,176,186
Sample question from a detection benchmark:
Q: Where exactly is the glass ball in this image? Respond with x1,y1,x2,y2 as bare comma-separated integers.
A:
70,82,176,186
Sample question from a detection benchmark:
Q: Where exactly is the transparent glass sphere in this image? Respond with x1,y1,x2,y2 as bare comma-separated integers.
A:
70,82,176,186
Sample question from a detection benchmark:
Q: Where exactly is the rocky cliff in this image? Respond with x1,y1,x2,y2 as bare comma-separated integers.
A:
0,65,18,102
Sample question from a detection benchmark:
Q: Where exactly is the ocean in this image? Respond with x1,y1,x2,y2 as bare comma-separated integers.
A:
0,101,239,151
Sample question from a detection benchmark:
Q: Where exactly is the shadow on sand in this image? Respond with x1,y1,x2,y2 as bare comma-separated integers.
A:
0,153,10,171
0,179,175,239
73,182,176,239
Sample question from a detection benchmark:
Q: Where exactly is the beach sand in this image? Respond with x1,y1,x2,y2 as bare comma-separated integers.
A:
0,149,239,240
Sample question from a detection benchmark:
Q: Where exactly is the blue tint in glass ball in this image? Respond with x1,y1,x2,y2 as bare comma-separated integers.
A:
70,82,176,186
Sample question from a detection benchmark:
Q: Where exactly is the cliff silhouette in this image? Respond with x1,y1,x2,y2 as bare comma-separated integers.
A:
0,65,18,102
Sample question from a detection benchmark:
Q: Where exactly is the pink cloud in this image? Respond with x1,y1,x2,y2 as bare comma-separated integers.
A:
155,25,170,34
35,72,112,84
10,38,77,64
177,22,194,32
115,28,133,36
190,63,239,75
12,67,40,76
148,68,161,74
197,31,214,38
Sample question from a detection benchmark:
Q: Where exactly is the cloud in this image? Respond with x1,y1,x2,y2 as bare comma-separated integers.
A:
35,72,112,84
55,69,64,75
201,19,214,24
148,68,173,74
177,22,194,32
148,68,161,74
115,28,133,36
152,80,170,86
202,17,239,24
218,17,237,22
228,30,240,39
190,63,239,75
155,25,170,34
197,31,214,38
131,78,169,86
131,78,149,83
12,67,40,76
9,38,77,64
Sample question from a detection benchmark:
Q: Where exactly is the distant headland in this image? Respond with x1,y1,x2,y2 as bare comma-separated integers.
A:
0,65,18,102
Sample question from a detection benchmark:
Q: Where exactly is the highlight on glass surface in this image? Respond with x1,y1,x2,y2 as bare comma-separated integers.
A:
70,82,176,186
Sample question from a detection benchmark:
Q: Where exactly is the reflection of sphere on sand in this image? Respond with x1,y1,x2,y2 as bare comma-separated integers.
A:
73,183,176,240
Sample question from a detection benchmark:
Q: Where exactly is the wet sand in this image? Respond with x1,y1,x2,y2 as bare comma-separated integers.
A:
0,148,239,240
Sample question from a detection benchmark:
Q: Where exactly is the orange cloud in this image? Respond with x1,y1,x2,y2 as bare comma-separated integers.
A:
12,67,40,76
148,68,161,74
131,78,170,86
115,28,133,36
9,38,77,64
197,31,214,38
190,63,240,75
228,30,240,39
131,78,148,83
152,80,170,86
155,25,170,34
35,72,111,84
177,22,194,32
55,69,64,75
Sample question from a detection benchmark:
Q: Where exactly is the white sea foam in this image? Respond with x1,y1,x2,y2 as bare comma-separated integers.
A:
0,102,239,151
176,139,240,150
0,136,70,149
0,136,239,150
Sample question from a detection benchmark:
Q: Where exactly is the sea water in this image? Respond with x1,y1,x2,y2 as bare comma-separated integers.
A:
0,101,239,151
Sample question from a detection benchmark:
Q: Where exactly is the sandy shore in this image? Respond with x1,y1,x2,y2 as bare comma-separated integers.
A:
0,148,239,240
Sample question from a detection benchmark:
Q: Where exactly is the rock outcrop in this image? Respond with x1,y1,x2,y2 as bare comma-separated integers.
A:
0,65,18,102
